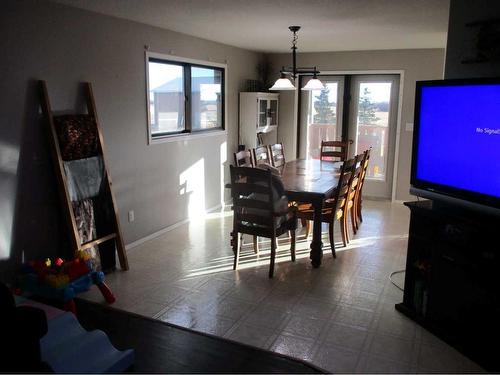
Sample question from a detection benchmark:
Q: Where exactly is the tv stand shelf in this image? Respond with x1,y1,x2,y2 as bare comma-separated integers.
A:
397,200,500,371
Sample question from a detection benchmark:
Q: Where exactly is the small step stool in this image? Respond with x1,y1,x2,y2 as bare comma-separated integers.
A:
18,299,134,373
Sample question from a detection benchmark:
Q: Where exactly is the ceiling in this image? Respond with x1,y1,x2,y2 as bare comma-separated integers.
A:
53,0,450,53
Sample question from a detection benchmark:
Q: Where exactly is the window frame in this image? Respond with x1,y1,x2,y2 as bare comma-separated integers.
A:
145,51,226,144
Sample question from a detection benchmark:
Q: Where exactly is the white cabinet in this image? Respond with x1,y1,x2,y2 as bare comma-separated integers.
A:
239,92,279,148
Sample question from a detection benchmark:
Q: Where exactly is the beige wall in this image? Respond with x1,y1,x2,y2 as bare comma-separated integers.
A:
0,0,261,280
445,0,500,79
267,49,445,201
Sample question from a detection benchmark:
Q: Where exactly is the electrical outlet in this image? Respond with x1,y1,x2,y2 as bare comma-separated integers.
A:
128,210,135,222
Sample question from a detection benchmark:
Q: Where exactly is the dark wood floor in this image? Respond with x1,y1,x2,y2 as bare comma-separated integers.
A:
75,299,325,373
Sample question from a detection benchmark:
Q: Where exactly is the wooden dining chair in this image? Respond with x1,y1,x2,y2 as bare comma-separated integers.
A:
252,145,271,166
320,140,349,161
229,165,297,278
354,148,371,230
233,150,254,167
269,143,286,168
297,158,355,257
233,150,257,252
344,154,364,241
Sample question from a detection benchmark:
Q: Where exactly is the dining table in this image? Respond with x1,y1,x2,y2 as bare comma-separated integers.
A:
279,159,342,268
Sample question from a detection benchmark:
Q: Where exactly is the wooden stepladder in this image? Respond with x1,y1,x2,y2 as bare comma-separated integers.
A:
39,80,129,271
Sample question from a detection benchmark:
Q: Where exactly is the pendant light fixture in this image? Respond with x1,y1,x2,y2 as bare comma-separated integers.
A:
270,26,324,91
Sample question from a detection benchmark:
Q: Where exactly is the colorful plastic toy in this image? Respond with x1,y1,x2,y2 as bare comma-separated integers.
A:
17,254,115,313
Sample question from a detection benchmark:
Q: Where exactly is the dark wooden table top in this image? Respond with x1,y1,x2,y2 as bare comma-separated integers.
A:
280,159,342,201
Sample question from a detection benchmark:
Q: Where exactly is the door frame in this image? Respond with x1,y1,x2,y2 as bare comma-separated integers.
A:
294,69,405,202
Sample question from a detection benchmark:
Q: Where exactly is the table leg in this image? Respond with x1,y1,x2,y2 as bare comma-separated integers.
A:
310,199,324,268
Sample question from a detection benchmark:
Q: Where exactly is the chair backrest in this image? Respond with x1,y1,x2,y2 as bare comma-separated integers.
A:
233,150,254,167
230,165,277,234
357,148,371,194
269,143,285,168
253,145,271,166
333,158,355,210
320,141,348,161
346,154,364,203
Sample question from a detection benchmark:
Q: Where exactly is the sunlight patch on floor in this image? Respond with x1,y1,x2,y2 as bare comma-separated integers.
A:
183,232,409,278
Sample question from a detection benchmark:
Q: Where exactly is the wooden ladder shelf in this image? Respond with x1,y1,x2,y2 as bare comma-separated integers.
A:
39,80,129,271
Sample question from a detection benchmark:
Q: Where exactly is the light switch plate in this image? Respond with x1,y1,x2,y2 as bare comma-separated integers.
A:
405,122,414,131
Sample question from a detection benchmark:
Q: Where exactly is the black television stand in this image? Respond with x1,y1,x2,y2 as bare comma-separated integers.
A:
397,200,500,371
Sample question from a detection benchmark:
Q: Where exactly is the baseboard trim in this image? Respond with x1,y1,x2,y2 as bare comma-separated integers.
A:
361,197,407,204
393,199,407,204
363,196,391,201
125,204,224,252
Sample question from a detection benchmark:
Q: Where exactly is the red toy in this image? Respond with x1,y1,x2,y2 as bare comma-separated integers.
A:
17,253,115,313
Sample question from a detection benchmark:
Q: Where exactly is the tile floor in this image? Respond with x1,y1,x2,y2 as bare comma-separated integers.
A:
80,200,484,373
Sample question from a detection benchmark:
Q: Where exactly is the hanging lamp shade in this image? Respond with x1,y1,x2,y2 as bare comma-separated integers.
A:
270,73,296,91
302,77,325,91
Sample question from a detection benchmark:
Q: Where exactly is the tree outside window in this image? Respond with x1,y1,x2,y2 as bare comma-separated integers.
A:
358,87,380,125
313,87,336,124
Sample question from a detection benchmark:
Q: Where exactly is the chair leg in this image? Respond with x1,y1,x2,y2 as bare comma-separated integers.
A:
359,199,363,223
253,235,259,254
290,230,296,262
350,206,357,235
232,231,240,270
352,197,359,232
304,220,311,238
340,217,347,247
329,222,336,258
356,199,362,228
269,235,277,278
301,218,310,238
343,213,350,244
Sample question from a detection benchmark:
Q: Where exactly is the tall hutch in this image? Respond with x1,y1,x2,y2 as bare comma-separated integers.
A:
238,92,279,149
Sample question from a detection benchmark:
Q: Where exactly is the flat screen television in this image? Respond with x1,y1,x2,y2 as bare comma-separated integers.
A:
410,77,500,216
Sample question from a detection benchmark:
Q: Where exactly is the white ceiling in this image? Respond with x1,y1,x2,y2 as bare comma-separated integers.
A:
53,0,450,53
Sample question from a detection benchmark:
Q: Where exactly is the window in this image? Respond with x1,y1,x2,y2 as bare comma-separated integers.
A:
146,54,225,141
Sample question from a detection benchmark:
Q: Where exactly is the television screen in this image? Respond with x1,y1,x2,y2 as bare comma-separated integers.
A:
411,78,500,210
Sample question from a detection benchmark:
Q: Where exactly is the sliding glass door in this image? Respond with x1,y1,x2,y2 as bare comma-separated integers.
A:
298,76,344,159
298,73,400,199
